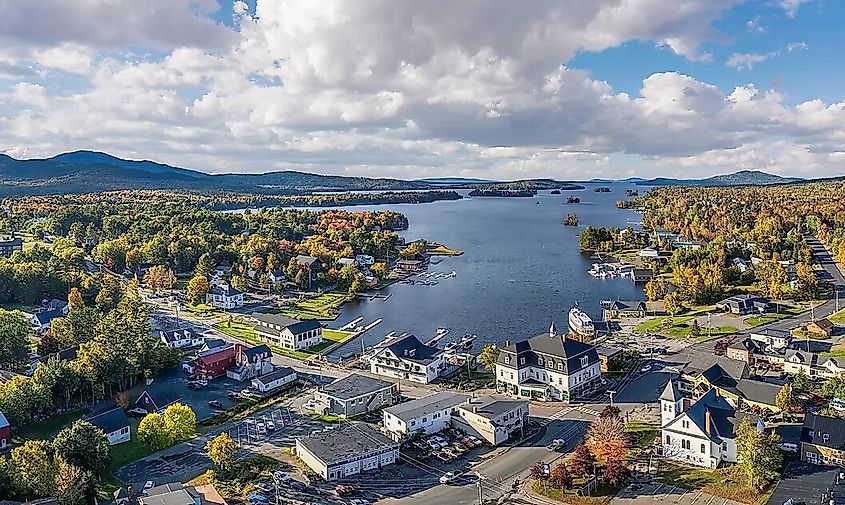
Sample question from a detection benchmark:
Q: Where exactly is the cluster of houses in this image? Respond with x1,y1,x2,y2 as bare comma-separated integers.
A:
727,326,841,379
0,236,23,258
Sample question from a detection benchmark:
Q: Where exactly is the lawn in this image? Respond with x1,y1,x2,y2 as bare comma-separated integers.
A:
625,422,657,450
532,480,617,505
743,306,804,327
15,408,91,442
635,314,736,342
109,420,152,470
279,292,348,320
213,319,352,361
830,309,845,325
657,463,767,505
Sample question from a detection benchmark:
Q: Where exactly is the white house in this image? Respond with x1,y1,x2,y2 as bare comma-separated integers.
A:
252,312,323,350
783,350,845,380
85,407,132,445
369,334,445,384
251,367,297,393
660,382,763,468
382,391,468,440
356,255,375,266
30,309,64,334
295,423,399,481
205,283,243,310
495,324,602,401
159,328,204,349
452,396,529,446
749,329,791,350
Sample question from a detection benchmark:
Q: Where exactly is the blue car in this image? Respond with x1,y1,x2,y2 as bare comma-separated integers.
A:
247,494,268,503
289,481,307,492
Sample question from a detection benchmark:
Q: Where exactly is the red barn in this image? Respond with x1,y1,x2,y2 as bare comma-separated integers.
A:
0,411,9,449
193,344,238,380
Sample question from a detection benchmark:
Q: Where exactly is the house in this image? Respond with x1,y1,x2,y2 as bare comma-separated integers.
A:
637,247,660,258
595,346,623,373
672,349,748,396
138,482,228,505
199,338,228,353
749,328,791,350
0,237,23,258
268,269,286,288
600,300,646,319
801,413,845,467
732,258,749,273
27,345,79,376
645,300,666,316
356,255,375,266
808,318,835,338
396,259,424,272
135,389,182,414
451,396,529,446
30,309,64,334
314,374,398,419
205,284,243,310
693,369,783,414
716,295,770,315
160,328,204,349
227,344,273,381
383,391,469,440
630,268,653,283
726,337,765,364
191,344,237,380
369,334,445,384
0,411,9,449
251,367,297,393
660,385,763,468
84,407,131,445
252,312,323,351
783,350,845,380
295,255,320,290
44,299,70,314
295,423,399,481
495,325,601,401
211,263,232,280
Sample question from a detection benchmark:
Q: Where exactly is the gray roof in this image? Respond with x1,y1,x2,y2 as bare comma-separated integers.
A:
139,488,198,505
382,334,443,365
459,395,526,419
297,423,397,466
252,312,299,328
672,348,748,380
253,367,296,386
383,391,469,422
160,328,198,343
209,284,241,296
680,389,754,443
802,413,845,451
84,407,130,434
660,380,682,403
750,328,791,340
34,309,63,325
295,255,318,266
497,334,600,374
287,319,322,335
320,374,395,401
735,378,782,406
767,462,845,505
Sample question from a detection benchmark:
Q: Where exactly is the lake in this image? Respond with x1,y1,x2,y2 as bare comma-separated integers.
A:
323,183,649,358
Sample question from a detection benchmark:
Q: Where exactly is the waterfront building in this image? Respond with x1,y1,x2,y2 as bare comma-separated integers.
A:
370,334,445,384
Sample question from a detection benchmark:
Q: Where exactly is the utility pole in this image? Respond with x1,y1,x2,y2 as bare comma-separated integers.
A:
608,389,616,407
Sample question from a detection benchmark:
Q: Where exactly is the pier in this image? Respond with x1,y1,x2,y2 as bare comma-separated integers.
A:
318,318,383,357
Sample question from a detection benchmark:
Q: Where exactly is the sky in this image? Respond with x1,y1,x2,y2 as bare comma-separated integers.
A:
2,0,845,180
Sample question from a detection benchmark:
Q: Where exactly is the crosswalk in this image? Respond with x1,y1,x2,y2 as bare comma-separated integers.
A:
537,404,602,426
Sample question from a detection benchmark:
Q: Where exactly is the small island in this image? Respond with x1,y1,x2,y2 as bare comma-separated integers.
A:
563,213,579,226
625,189,639,197
594,186,611,193
566,196,581,204
468,189,537,197
550,189,561,195
616,199,636,209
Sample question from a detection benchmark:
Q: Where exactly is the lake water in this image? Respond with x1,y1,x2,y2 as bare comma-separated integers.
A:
323,183,649,358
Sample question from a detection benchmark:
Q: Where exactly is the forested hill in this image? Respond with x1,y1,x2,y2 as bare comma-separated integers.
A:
636,170,804,186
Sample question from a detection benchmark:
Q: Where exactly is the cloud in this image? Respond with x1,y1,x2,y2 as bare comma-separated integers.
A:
2,0,845,179
726,51,779,70
746,16,766,33
779,0,812,18
787,41,808,52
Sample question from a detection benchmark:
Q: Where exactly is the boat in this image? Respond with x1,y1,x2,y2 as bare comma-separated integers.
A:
568,306,595,337
443,342,459,353
459,334,477,349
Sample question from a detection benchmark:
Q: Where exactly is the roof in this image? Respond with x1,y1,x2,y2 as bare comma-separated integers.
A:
0,411,8,428
295,255,318,266
802,413,845,451
209,284,241,297
679,389,748,443
734,378,782,407
242,344,272,360
85,407,130,434
320,374,394,400
140,488,198,505
595,346,623,358
297,423,397,466
196,343,235,361
253,367,296,386
383,391,469,422
810,318,835,331
161,328,198,343
286,319,322,335
671,348,748,380
269,269,285,278
379,334,443,365
728,337,763,353
252,312,300,328
750,328,791,340
459,395,526,419
766,461,845,505
202,338,227,350
34,309,63,325
498,334,599,373
135,389,182,412
660,380,682,403
601,300,645,311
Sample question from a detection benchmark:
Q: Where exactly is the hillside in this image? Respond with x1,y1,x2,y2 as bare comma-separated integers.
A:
636,170,803,187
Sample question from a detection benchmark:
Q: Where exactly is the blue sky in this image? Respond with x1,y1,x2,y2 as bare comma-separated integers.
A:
1,0,844,180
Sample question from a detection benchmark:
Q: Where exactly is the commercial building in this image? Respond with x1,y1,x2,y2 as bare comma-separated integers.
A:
314,373,398,418
252,312,323,351
205,283,243,310
227,344,273,381
383,391,468,440
370,334,445,384
452,396,528,446
295,423,399,481
191,344,237,380
85,407,131,445
495,325,601,401
251,367,297,393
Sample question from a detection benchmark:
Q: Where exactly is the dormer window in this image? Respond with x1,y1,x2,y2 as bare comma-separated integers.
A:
558,363,564,371
504,355,510,365
520,357,526,365
538,357,544,366
580,356,589,368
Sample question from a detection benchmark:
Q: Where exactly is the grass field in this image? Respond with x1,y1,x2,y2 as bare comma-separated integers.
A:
743,306,805,327
15,409,91,442
635,313,736,341
656,463,768,505
213,319,352,360
831,309,845,325
279,292,348,320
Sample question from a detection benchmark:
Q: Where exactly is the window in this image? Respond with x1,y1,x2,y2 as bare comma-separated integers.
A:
666,435,670,444
580,356,589,368
422,417,427,422
558,363,564,371
520,357,526,365
682,420,689,429
538,357,544,366
700,443,705,453
504,356,510,365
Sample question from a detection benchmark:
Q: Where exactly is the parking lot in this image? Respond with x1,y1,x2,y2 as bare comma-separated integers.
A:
613,482,744,505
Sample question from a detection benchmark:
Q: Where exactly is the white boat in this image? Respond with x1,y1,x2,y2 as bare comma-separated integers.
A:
459,334,477,349
568,306,595,337
443,342,459,353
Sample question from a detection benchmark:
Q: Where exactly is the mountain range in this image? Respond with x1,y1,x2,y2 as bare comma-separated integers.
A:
0,151,819,196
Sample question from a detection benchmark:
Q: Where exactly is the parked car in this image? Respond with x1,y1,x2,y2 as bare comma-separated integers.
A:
273,471,291,483
208,400,224,409
640,364,652,373
247,494,268,504
546,439,565,451
257,422,267,435
128,408,149,418
439,472,456,484
227,391,242,400
266,419,276,431
334,484,355,497
468,435,482,446
289,481,307,492
254,482,274,494
780,442,799,453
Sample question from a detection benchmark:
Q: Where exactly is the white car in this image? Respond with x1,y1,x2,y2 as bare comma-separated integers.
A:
640,364,652,372
439,472,456,484
266,420,276,431
257,422,267,435
779,442,799,453
546,439,565,451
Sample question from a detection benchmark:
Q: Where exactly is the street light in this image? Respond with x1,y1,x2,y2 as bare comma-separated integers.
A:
607,389,616,407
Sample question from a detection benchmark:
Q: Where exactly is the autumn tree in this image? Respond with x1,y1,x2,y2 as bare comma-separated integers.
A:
569,443,596,476
529,462,546,487
587,410,628,464
663,292,682,316
735,417,782,491
143,265,176,293
68,287,84,311
775,384,794,415
164,403,197,443
549,462,573,490
186,275,210,305
206,432,238,473
644,278,667,301
479,343,500,372
11,440,57,498
138,412,169,450
55,461,93,505
603,459,629,487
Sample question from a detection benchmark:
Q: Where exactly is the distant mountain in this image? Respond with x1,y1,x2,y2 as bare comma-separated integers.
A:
417,177,495,184
636,170,803,187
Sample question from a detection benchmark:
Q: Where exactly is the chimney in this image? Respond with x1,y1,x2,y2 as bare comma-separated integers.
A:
704,409,711,435
504,339,511,347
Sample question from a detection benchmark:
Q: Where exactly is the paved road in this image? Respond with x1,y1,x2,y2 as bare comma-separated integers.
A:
613,482,744,505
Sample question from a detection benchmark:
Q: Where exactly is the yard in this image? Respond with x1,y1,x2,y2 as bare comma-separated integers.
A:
279,292,348,319
743,305,805,327
212,318,351,361
635,310,737,342
15,408,92,443
830,309,845,325
656,462,768,505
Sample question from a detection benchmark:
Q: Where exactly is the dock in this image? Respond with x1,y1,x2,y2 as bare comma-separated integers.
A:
339,317,364,331
318,318,383,357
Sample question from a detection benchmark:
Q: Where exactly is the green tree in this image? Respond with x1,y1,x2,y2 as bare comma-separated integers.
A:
775,384,794,414
0,310,30,369
186,275,210,305
793,368,811,392
55,461,93,505
821,372,845,399
163,403,197,443
53,420,111,473
644,278,667,301
11,440,57,498
663,292,682,316
478,343,500,372
138,412,169,450
689,319,701,337
735,417,782,491
195,253,215,277
95,276,124,312
206,432,238,472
